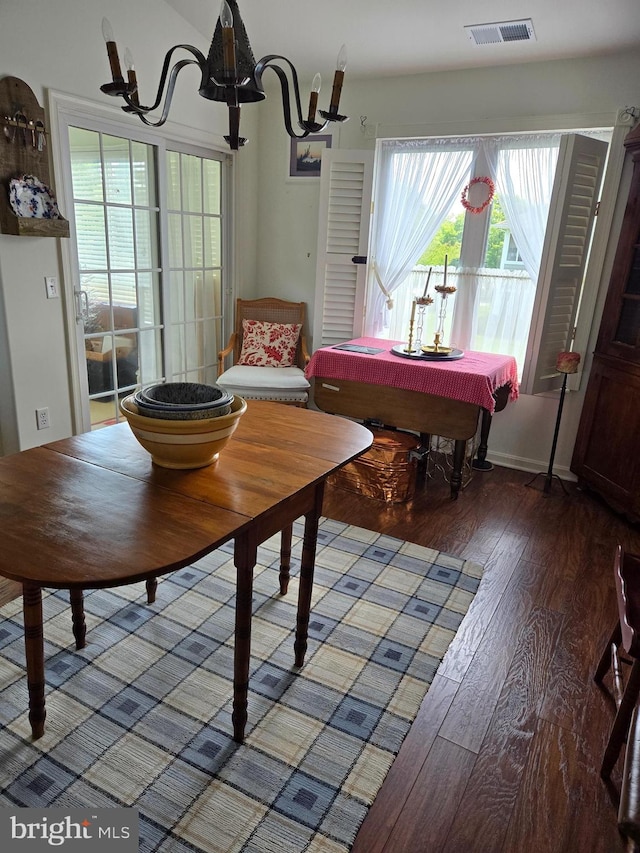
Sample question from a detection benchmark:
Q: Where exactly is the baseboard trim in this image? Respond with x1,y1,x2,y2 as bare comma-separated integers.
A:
484,451,577,482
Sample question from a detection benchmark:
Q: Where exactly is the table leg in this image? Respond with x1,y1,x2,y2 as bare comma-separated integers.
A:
450,440,466,499
472,407,494,471
22,583,45,739
279,524,293,595
146,578,158,604
232,532,257,743
69,589,86,649
294,483,325,668
416,432,431,486
473,385,509,471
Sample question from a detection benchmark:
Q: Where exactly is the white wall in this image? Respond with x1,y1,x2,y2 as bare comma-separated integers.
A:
0,0,258,453
255,50,640,477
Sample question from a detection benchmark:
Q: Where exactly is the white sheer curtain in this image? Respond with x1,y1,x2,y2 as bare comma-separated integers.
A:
365,139,476,336
483,136,561,281
463,268,535,371
450,135,561,370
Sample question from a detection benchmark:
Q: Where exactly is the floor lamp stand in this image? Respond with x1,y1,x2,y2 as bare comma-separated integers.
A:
526,371,570,496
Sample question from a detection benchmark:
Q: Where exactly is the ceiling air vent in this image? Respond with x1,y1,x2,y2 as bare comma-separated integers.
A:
465,19,536,46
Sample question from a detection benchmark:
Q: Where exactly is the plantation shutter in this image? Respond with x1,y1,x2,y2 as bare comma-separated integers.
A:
313,149,374,347
521,133,608,395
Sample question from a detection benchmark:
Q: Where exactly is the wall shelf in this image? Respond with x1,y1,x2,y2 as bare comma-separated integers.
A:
0,76,69,238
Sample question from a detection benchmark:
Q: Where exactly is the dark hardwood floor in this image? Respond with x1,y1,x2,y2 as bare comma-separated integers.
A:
321,461,640,853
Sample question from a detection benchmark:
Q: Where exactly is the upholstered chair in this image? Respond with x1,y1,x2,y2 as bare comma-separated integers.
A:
217,298,311,406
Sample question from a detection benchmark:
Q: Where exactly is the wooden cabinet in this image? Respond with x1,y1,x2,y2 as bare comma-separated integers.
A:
571,121,640,520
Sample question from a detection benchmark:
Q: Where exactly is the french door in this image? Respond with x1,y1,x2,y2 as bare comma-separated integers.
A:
61,116,229,431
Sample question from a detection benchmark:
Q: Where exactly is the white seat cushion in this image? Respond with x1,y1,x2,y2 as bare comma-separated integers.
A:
218,365,310,402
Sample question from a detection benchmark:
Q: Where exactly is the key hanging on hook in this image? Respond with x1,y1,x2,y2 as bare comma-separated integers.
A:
35,120,46,152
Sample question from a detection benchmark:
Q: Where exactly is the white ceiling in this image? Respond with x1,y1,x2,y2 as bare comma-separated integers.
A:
164,0,640,80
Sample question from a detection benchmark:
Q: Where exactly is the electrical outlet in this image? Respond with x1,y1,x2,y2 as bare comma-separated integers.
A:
36,407,50,430
44,276,59,299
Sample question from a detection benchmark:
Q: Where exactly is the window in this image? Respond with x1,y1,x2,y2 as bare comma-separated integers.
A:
314,131,609,394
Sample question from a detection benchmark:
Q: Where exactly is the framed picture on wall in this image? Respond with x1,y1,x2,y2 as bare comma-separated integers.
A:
289,134,332,178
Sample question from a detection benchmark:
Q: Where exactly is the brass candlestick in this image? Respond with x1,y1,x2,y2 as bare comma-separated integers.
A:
422,255,456,353
405,298,417,352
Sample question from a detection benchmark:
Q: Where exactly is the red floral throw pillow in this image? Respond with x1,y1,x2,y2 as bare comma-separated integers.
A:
238,320,302,367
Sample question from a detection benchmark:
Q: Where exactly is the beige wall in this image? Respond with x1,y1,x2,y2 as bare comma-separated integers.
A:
254,50,640,476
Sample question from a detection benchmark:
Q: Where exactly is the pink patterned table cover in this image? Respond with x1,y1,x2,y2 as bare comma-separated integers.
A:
306,337,519,413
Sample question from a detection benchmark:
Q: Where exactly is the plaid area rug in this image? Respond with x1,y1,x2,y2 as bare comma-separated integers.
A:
0,517,484,852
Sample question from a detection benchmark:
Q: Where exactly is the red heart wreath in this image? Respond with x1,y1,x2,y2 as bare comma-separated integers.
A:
461,176,495,214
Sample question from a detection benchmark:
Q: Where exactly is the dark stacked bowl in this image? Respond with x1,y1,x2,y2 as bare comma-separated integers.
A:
133,382,233,420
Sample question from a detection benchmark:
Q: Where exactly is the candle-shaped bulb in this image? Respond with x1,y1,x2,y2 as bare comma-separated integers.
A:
102,17,123,81
102,17,114,43
219,0,236,77
124,48,139,104
219,0,233,28
329,45,347,113
307,73,322,124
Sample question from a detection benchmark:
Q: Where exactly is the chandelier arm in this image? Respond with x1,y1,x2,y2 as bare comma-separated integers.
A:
123,58,202,127
254,55,328,137
120,44,207,115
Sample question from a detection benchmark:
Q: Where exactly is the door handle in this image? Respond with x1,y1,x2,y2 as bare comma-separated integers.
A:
75,289,89,323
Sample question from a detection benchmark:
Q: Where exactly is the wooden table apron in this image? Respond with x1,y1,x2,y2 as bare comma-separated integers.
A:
307,340,517,498
0,402,372,743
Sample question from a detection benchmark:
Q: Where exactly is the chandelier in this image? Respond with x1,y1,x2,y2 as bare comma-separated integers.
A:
100,0,348,150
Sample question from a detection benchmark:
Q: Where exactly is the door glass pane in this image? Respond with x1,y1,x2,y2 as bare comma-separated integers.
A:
166,151,181,208
137,272,160,327
135,209,157,268
203,270,221,317
170,270,185,322
204,217,220,267
184,215,203,267
107,207,135,268
68,127,104,202
172,324,185,375
181,154,202,212
167,213,183,267
138,328,163,385
132,140,155,207
103,134,132,205
186,322,201,371
110,272,137,309
75,203,107,270
203,159,221,215
185,271,198,321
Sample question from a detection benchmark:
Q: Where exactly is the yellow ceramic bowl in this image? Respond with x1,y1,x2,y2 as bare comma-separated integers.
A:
120,394,247,469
